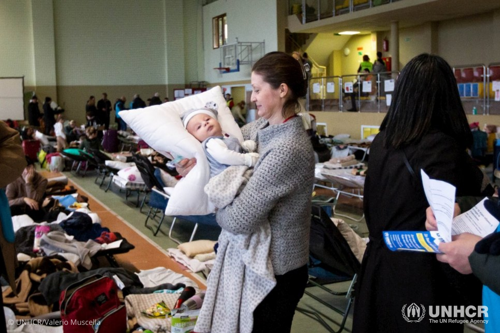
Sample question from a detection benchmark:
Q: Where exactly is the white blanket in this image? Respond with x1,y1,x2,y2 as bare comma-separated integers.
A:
195,166,276,333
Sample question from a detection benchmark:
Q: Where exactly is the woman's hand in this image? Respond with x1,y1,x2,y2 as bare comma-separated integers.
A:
437,233,481,274
425,207,438,231
425,203,461,231
175,158,196,177
24,197,39,210
23,167,35,184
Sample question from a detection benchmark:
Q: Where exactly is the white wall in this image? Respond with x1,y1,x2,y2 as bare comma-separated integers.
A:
202,0,279,83
438,12,498,66
0,1,35,86
183,0,205,84
53,0,167,86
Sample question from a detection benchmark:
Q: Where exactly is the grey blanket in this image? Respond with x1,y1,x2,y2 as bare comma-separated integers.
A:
196,166,276,333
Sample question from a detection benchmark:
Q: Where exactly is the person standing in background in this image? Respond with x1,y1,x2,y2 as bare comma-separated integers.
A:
28,95,41,127
225,93,234,110
97,93,112,129
54,115,67,152
357,54,373,73
85,95,98,127
372,52,387,75
115,96,128,131
149,92,162,106
231,100,246,127
42,97,56,135
132,94,147,109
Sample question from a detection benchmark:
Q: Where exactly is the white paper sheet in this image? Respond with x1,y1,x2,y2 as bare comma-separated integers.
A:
327,82,335,93
362,81,372,93
492,81,500,91
313,83,320,93
386,94,392,106
344,82,353,93
452,198,500,237
384,79,395,92
421,170,456,242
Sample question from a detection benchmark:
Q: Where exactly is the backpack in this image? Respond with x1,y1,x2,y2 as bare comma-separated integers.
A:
59,275,127,333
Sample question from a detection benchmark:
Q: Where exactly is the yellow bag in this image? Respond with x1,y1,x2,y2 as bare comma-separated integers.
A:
37,149,48,170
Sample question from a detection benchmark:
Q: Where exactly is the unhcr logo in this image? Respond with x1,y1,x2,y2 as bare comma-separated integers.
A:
402,303,426,323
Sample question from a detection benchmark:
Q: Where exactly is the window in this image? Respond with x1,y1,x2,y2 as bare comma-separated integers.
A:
212,14,227,49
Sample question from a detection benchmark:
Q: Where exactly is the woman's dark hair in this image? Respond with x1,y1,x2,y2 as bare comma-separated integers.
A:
381,53,471,150
45,97,51,103
252,51,307,118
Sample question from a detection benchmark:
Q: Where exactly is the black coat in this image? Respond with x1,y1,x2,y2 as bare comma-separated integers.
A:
149,96,162,106
43,103,56,134
28,102,41,126
353,130,493,333
132,97,146,109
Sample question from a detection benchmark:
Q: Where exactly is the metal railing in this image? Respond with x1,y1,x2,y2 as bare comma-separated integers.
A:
486,62,500,115
307,65,500,114
452,64,487,115
308,71,399,112
288,0,402,24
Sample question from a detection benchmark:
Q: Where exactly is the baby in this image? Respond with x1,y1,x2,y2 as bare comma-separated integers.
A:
183,108,258,177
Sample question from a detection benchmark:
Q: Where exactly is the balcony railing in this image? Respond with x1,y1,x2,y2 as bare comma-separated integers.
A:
289,0,402,24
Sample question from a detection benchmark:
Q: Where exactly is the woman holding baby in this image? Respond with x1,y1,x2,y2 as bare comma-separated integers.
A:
178,52,314,333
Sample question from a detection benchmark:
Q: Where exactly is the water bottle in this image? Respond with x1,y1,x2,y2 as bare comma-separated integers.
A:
472,106,477,115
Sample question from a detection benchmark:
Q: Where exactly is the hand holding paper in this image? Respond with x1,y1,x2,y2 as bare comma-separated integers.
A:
421,169,456,242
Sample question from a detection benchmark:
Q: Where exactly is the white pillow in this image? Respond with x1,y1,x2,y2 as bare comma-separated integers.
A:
105,160,135,170
119,86,242,215
117,166,144,183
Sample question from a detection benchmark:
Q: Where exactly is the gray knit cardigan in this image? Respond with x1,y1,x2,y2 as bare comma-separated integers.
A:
217,116,315,275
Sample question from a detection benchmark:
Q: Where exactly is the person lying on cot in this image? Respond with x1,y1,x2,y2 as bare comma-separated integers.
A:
182,108,259,178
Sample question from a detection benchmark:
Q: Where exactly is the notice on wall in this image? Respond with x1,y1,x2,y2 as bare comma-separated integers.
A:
362,80,372,93
384,79,395,92
386,94,392,106
344,82,353,93
493,81,500,101
312,83,320,94
327,82,335,93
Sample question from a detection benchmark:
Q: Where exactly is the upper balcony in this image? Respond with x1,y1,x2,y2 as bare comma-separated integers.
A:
287,0,500,34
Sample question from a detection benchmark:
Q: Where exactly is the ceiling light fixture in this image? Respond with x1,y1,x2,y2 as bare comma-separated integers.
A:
337,31,360,35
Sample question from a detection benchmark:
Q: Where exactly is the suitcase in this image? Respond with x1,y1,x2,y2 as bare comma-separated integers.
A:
60,275,127,333
22,140,41,161
102,129,119,153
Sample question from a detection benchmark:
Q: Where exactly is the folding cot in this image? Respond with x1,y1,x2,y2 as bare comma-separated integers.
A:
296,205,361,333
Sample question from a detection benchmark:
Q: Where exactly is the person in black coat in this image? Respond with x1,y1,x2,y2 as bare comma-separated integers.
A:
43,97,56,135
149,92,162,106
131,94,146,109
352,54,494,333
97,92,112,129
27,96,41,127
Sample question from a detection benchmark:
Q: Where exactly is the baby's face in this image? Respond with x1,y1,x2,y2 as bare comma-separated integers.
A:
186,113,223,142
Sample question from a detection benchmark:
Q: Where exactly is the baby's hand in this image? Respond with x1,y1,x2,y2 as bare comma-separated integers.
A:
244,153,259,167
241,140,257,152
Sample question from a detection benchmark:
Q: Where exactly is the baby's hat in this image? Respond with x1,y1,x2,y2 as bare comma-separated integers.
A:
182,107,218,128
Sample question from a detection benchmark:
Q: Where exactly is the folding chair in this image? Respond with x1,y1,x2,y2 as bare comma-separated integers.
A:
296,205,361,333
87,148,115,187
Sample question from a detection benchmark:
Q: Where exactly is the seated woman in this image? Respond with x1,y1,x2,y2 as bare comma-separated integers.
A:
6,157,48,221
79,126,102,152
21,127,36,141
